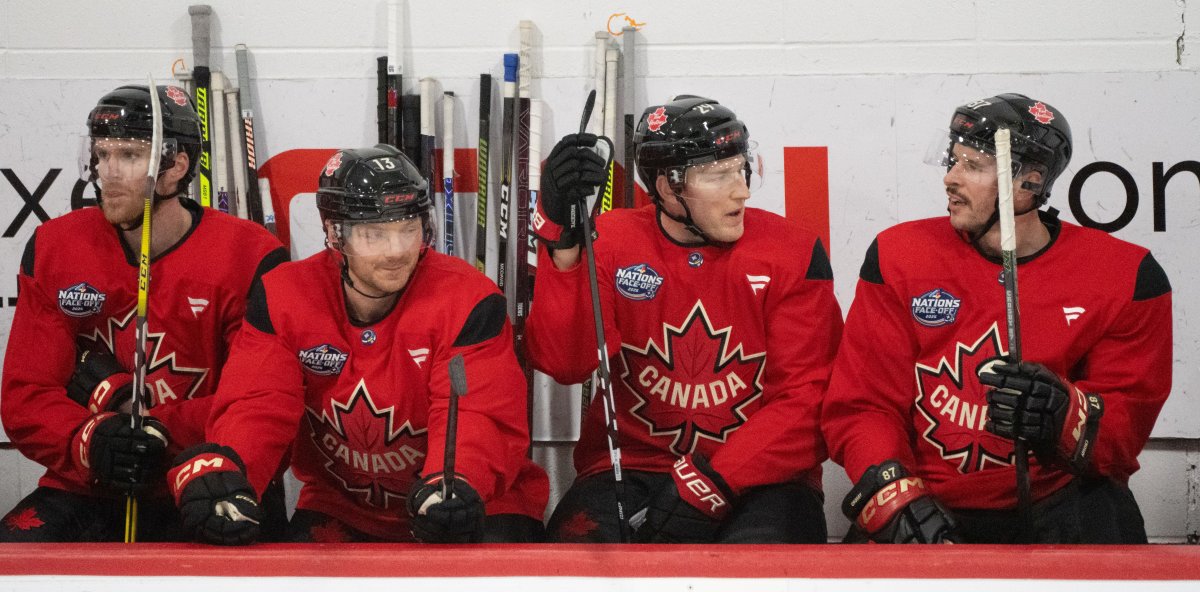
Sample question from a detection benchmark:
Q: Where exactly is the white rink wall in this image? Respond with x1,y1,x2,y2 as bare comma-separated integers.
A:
0,0,1198,541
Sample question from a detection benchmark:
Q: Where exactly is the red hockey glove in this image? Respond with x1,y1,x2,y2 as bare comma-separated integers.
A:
66,349,139,414
407,475,485,543
168,444,261,546
534,133,612,250
842,461,959,544
978,359,1104,473
634,453,734,543
71,412,169,493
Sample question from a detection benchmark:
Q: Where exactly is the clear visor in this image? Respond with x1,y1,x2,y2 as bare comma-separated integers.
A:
328,215,435,257
79,136,179,184
675,151,764,199
923,129,1046,193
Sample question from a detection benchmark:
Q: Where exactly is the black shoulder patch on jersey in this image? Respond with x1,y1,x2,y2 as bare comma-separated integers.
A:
252,247,290,291
805,238,833,280
1133,252,1171,301
453,293,507,347
20,233,35,277
859,239,884,285
245,277,275,335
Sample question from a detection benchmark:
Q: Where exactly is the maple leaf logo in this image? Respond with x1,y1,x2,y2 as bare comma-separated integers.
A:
1028,102,1055,124
913,322,1014,473
646,106,668,132
305,379,428,510
4,507,44,531
557,511,600,541
621,301,765,456
77,307,209,407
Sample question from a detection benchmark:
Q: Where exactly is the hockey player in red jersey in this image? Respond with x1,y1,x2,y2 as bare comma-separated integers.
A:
168,145,548,544
823,94,1172,543
0,85,288,541
528,96,842,543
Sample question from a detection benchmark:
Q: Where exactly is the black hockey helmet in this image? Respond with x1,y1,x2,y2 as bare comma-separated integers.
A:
947,93,1072,205
316,144,434,250
85,84,203,192
634,95,752,203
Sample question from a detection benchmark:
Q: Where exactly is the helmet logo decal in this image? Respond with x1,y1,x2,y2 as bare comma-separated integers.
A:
647,107,668,132
382,193,416,205
963,98,992,109
1028,102,1055,124
714,130,742,146
165,86,189,106
323,152,344,177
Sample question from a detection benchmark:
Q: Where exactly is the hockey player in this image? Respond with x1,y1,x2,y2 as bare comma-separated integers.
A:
823,93,1172,544
528,96,842,543
168,145,549,544
0,85,287,541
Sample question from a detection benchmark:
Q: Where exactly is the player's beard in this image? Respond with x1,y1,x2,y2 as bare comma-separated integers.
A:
346,249,420,297
99,178,155,227
946,187,995,239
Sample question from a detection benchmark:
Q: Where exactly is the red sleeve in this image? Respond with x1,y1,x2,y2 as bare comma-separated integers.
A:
206,294,306,497
421,293,530,502
1,268,92,478
822,242,920,482
710,238,843,493
526,243,620,385
1074,254,1172,481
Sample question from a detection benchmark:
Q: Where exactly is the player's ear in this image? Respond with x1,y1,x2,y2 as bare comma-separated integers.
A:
156,152,190,195
656,174,678,205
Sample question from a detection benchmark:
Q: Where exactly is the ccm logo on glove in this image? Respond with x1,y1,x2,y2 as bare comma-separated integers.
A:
857,476,928,532
172,453,233,493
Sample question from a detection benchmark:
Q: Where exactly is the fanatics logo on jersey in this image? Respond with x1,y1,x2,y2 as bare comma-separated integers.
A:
746,275,770,295
298,344,349,375
647,107,668,132
57,282,107,318
165,86,189,106
911,288,962,327
408,348,429,368
1028,102,1055,124
616,263,665,301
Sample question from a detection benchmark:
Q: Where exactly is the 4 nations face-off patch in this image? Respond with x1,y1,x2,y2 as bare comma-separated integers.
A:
615,263,665,301
299,343,349,375
911,288,962,327
57,282,106,317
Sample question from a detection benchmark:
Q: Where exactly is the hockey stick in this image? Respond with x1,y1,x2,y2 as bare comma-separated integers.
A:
444,354,468,499
496,54,518,307
376,57,389,144
995,128,1033,540
225,87,246,219
189,5,214,208
211,71,231,213
527,100,542,276
515,21,534,436
621,27,636,209
475,74,492,275
387,0,403,148
126,75,165,543
235,44,266,226
443,91,456,257
576,90,630,543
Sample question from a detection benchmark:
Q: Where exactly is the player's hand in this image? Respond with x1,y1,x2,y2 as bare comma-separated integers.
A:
842,460,959,544
72,412,169,493
635,454,733,543
537,133,611,250
978,359,1103,473
66,349,139,413
407,475,485,543
168,444,261,546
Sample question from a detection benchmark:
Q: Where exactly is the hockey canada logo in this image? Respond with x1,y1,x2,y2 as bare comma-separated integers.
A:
165,86,189,106
621,301,765,455
911,288,962,327
616,263,665,301
323,152,343,176
299,344,349,375
1028,102,1055,124
58,282,106,318
914,322,1014,473
305,380,427,510
647,107,668,132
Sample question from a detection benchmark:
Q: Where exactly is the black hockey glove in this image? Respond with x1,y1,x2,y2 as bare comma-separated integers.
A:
70,412,170,493
536,133,611,250
635,454,734,544
168,444,261,546
842,460,959,544
407,475,486,543
978,359,1103,473
66,349,138,414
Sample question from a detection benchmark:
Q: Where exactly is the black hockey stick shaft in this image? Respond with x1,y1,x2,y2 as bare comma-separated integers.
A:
189,5,214,208
515,23,534,435
387,0,403,149
444,354,468,499
622,27,636,209
401,94,421,163
475,74,492,275
577,90,630,543
377,57,389,144
496,54,518,303
235,45,265,226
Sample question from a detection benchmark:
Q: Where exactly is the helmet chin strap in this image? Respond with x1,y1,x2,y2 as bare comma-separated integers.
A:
958,192,1043,245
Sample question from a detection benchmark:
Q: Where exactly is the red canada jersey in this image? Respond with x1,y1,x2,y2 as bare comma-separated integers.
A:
1,201,286,495
208,249,549,540
527,206,843,494
823,212,1173,510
